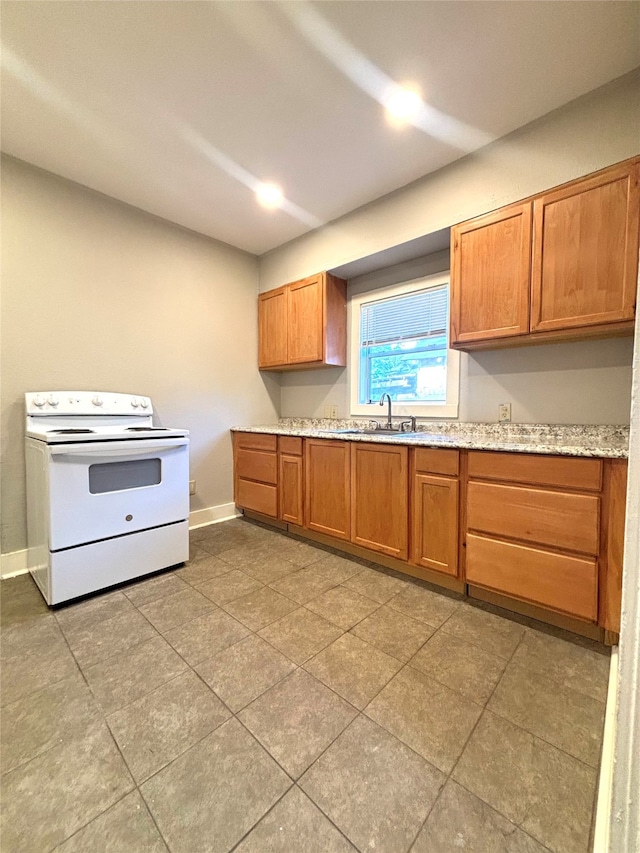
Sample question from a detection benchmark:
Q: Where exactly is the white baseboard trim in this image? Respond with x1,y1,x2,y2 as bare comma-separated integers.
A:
0,503,240,580
189,502,240,529
1,549,28,579
594,647,619,852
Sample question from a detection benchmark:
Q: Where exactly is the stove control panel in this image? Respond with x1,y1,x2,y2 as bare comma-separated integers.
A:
26,391,154,416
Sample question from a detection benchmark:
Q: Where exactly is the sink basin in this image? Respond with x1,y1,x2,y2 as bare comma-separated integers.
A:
319,428,423,438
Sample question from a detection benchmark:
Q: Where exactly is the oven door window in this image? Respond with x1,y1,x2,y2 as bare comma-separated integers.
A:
88,458,161,494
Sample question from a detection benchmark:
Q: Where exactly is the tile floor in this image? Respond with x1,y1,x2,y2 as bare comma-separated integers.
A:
0,518,610,853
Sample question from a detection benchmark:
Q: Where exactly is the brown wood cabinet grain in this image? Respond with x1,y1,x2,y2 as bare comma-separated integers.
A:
466,533,598,621
531,161,639,333
258,272,346,370
451,157,639,351
288,275,324,364
450,203,532,345
304,439,351,539
350,443,409,559
412,473,459,575
279,453,303,526
467,451,602,491
599,459,628,634
467,481,600,555
258,287,287,367
233,432,279,518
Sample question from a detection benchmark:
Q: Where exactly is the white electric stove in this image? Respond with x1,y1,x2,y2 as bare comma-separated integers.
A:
25,391,190,604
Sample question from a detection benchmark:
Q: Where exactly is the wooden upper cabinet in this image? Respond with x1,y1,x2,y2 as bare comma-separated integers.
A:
350,443,409,560
258,272,347,370
450,157,639,351
288,275,324,363
450,203,531,345
258,287,287,368
531,161,639,333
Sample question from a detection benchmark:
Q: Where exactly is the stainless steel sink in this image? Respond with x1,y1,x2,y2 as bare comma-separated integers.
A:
319,428,423,438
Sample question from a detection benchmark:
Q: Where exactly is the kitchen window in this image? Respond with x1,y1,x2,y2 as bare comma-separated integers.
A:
349,272,459,418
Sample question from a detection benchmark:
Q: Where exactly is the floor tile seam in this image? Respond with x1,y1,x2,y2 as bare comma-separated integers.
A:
52,593,138,633
225,783,300,853
122,579,193,610
231,714,299,786
178,564,235,588
136,597,221,637
265,569,341,598
102,662,211,722
443,777,556,853
214,660,302,716
385,599,459,634
255,622,345,668
68,622,166,674
436,617,525,662
58,607,162,665
403,775,448,853
492,655,610,708
403,621,514,707
125,709,238,792
218,601,300,633
348,618,434,665
41,788,145,853
167,626,253,671
445,630,527,786
481,703,603,771
300,598,384,632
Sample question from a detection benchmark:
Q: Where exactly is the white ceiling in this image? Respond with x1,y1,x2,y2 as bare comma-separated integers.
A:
2,1,639,256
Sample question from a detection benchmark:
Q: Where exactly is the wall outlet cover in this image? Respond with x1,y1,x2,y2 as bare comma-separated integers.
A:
189,480,196,495
498,403,512,422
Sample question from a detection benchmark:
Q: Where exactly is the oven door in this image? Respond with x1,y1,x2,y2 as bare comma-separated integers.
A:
46,438,189,550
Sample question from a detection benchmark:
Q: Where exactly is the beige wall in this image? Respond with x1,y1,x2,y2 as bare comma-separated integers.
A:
1,156,279,555
279,252,634,424
268,71,639,424
260,70,640,290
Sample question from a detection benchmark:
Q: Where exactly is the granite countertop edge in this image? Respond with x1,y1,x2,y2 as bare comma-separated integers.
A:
230,421,629,459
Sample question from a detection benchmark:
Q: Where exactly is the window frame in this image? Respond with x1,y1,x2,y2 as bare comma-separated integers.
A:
348,272,460,419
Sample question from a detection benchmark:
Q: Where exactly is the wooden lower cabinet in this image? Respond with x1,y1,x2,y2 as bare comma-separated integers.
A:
466,533,598,621
279,439,304,528
304,439,351,539
412,474,459,576
233,433,278,518
350,443,408,560
233,433,627,639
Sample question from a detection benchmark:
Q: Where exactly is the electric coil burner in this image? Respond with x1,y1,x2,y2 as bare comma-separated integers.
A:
25,391,190,604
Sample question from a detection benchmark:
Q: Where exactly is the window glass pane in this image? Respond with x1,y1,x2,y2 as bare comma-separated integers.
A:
89,459,161,494
359,286,449,404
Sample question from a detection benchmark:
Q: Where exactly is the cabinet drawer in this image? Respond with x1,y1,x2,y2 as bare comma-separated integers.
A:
413,448,459,476
467,481,600,554
235,433,278,452
235,449,277,484
236,479,278,517
279,436,303,456
466,533,597,621
468,451,602,491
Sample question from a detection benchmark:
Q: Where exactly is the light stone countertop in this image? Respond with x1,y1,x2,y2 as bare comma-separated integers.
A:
231,418,630,458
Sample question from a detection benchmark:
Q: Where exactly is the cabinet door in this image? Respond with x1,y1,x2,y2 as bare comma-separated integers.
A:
258,287,287,368
531,161,639,332
288,275,324,364
451,203,531,345
279,454,303,526
351,444,408,560
304,439,350,539
411,474,459,576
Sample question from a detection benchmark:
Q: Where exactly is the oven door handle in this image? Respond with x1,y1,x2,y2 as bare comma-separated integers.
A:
48,440,189,459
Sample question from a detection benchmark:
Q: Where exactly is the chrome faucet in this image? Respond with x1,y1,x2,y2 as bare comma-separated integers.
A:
379,393,393,429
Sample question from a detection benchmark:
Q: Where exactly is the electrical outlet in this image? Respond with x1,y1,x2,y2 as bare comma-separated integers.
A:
189,480,196,495
498,403,512,423
328,404,338,419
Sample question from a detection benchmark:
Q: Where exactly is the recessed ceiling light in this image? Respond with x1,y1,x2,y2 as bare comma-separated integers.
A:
384,85,422,124
256,182,284,209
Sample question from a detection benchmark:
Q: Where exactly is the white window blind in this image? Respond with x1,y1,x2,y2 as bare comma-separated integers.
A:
360,285,448,346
